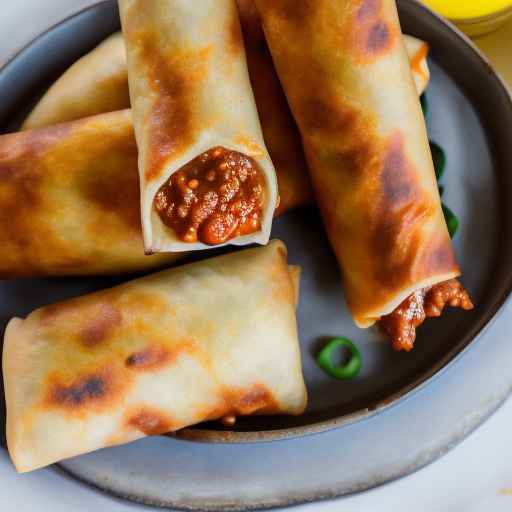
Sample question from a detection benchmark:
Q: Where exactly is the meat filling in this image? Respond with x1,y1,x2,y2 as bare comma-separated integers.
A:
154,147,266,245
380,279,473,351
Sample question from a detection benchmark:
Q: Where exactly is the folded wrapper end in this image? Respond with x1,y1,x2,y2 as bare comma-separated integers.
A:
141,137,278,254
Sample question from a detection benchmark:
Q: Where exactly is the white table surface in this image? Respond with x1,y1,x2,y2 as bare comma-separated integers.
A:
1,2,512,511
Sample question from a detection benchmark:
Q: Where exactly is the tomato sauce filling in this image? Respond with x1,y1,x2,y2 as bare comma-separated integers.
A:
380,279,473,352
154,147,266,245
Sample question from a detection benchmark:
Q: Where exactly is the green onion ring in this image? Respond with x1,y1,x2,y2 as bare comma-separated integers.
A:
316,338,362,380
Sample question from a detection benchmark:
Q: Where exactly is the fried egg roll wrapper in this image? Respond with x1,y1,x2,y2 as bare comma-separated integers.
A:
21,27,428,217
0,110,179,277
3,240,307,473
0,110,306,278
119,0,278,252
22,33,129,130
256,0,460,327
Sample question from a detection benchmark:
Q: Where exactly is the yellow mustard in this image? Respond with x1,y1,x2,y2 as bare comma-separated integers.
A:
422,0,512,36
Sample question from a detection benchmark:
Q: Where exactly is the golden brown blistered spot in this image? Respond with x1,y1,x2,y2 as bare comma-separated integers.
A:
296,94,379,182
299,97,358,136
217,383,281,417
380,131,416,204
126,406,175,436
303,103,377,174
80,133,141,234
39,295,83,324
39,290,122,329
423,233,459,276
0,124,90,274
119,290,171,318
371,131,432,287
353,0,397,62
43,364,131,416
79,303,122,348
366,21,392,54
357,0,381,21
0,151,43,252
129,25,209,182
201,384,280,422
266,0,317,25
125,345,171,371
125,340,206,373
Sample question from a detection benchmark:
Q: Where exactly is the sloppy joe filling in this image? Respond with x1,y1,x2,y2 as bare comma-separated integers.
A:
154,147,266,245
380,279,473,352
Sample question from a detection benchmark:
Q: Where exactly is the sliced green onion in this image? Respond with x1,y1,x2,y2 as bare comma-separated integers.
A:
420,93,429,120
430,141,446,181
316,337,361,380
438,185,445,197
442,204,459,238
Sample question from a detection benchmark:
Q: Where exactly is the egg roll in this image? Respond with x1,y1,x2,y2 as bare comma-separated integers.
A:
119,0,278,252
3,240,307,473
256,0,472,349
22,33,129,131
0,110,178,277
21,31,429,133
0,109,311,278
